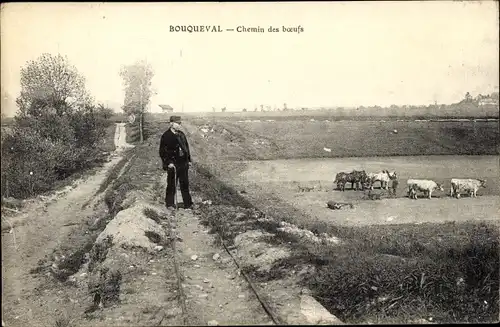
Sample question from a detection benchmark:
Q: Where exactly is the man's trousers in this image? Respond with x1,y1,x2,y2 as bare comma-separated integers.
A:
165,162,193,208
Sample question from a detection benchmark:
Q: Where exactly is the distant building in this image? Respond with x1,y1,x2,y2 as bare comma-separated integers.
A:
158,104,174,112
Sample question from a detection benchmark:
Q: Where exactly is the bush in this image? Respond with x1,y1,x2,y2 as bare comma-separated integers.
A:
1,105,112,199
70,106,112,148
1,127,61,197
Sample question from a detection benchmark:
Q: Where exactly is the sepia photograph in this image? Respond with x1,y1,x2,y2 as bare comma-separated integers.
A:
1,1,499,326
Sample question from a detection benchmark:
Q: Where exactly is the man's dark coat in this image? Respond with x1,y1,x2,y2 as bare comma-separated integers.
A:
159,128,192,168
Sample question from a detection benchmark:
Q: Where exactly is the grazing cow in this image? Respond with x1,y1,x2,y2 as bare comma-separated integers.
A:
407,179,444,199
450,178,486,198
346,170,369,191
334,170,368,191
333,172,348,190
367,170,398,190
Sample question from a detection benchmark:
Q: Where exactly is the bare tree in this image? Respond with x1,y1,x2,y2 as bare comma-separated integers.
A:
16,53,93,116
119,60,154,143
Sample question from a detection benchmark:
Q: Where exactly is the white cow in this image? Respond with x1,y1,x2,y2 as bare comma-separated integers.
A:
450,178,486,198
407,179,444,199
368,170,397,190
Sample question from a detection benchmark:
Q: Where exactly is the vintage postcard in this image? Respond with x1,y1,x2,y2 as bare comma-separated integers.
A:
1,2,499,326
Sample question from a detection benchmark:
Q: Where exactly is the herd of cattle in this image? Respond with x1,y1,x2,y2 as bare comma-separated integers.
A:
333,170,487,200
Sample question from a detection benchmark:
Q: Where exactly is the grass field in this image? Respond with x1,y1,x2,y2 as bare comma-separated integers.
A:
216,120,499,158
142,102,499,121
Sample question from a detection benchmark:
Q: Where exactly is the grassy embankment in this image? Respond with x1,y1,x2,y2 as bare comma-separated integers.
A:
188,119,499,159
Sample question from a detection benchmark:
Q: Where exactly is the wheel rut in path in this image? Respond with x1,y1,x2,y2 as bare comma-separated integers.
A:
171,209,275,326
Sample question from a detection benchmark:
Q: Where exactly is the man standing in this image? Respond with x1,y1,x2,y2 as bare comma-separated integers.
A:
390,178,399,197
159,115,194,210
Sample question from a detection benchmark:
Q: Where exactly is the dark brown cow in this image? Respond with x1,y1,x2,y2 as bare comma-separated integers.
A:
334,170,369,191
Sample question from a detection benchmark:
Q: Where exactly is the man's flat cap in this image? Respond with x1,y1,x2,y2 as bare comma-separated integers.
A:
169,115,182,123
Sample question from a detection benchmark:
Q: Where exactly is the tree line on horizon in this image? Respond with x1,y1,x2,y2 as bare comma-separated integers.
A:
174,91,499,113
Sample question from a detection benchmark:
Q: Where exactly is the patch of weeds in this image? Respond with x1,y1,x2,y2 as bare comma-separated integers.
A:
88,235,114,273
144,231,162,244
269,228,309,249
143,208,163,224
307,223,500,324
88,267,122,312
101,267,122,304
103,176,135,215
241,264,262,279
55,315,74,327
197,202,286,249
94,150,135,196
51,243,95,282
197,205,233,241
30,265,45,275
250,218,281,235
32,211,113,279
30,257,52,275
191,163,254,208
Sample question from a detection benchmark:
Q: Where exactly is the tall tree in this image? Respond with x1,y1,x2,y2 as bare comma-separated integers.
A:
16,53,93,116
119,60,154,143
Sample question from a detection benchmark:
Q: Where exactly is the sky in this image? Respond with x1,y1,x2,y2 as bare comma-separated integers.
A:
1,1,499,115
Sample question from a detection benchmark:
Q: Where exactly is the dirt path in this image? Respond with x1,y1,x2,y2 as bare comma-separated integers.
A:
1,123,133,327
114,123,133,151
171,209,274,326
